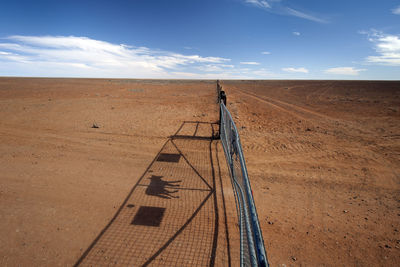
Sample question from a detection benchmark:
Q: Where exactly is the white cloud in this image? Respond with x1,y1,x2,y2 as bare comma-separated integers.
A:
285,7,328,23
171,67,274,79
362,30,400,66
0,35,280,79
261,51,271,55
240,61,260,65
245,0,271,9
195,64,234,72
251,68,274,77
0,35,231,78
392,6,400,15
293,31,301,36
243,1,327,23
324,67,366,76
282,67,308,73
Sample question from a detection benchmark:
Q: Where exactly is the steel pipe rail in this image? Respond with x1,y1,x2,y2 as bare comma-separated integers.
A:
219,98,269,267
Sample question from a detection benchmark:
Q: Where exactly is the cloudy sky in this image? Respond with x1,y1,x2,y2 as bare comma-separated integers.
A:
0,0,399,79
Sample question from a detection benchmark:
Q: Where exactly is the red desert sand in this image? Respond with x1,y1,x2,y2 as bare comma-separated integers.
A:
0,78,399,266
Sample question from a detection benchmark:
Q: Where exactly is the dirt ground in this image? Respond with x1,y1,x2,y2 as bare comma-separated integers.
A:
222,80,400,266
0,78,240,266
0,78,399,266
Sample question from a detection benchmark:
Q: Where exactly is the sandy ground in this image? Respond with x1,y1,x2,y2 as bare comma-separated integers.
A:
1,78,399,266
222,80,400,266
0,78,239,266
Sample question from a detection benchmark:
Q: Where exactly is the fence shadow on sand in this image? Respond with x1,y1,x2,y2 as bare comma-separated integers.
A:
75,121,233,266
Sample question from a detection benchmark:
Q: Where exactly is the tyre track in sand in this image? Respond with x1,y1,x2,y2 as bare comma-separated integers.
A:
235,88,380,140
233,87,399,172
237,88,351,127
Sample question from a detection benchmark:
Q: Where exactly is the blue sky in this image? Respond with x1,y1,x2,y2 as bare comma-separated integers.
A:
0,0,399,79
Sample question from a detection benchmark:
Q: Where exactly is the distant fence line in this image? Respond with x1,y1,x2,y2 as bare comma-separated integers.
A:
217,80,269,267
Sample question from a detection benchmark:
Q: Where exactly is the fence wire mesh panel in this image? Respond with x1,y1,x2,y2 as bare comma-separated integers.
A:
220,102,268,267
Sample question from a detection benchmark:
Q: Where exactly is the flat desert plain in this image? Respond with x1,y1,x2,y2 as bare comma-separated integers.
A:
222,80,400,266
0,78,399,266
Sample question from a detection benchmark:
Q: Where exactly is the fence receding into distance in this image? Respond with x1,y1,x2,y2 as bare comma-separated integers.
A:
218,81,269,267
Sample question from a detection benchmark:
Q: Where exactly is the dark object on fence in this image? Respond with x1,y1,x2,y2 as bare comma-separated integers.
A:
220,90,227,106
217,80,227,105
217,80,227,139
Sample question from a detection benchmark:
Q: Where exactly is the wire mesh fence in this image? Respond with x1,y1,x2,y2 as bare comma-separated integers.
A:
219,92,268,267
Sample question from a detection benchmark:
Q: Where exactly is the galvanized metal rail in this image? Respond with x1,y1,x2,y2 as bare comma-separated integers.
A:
218,81,269,267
